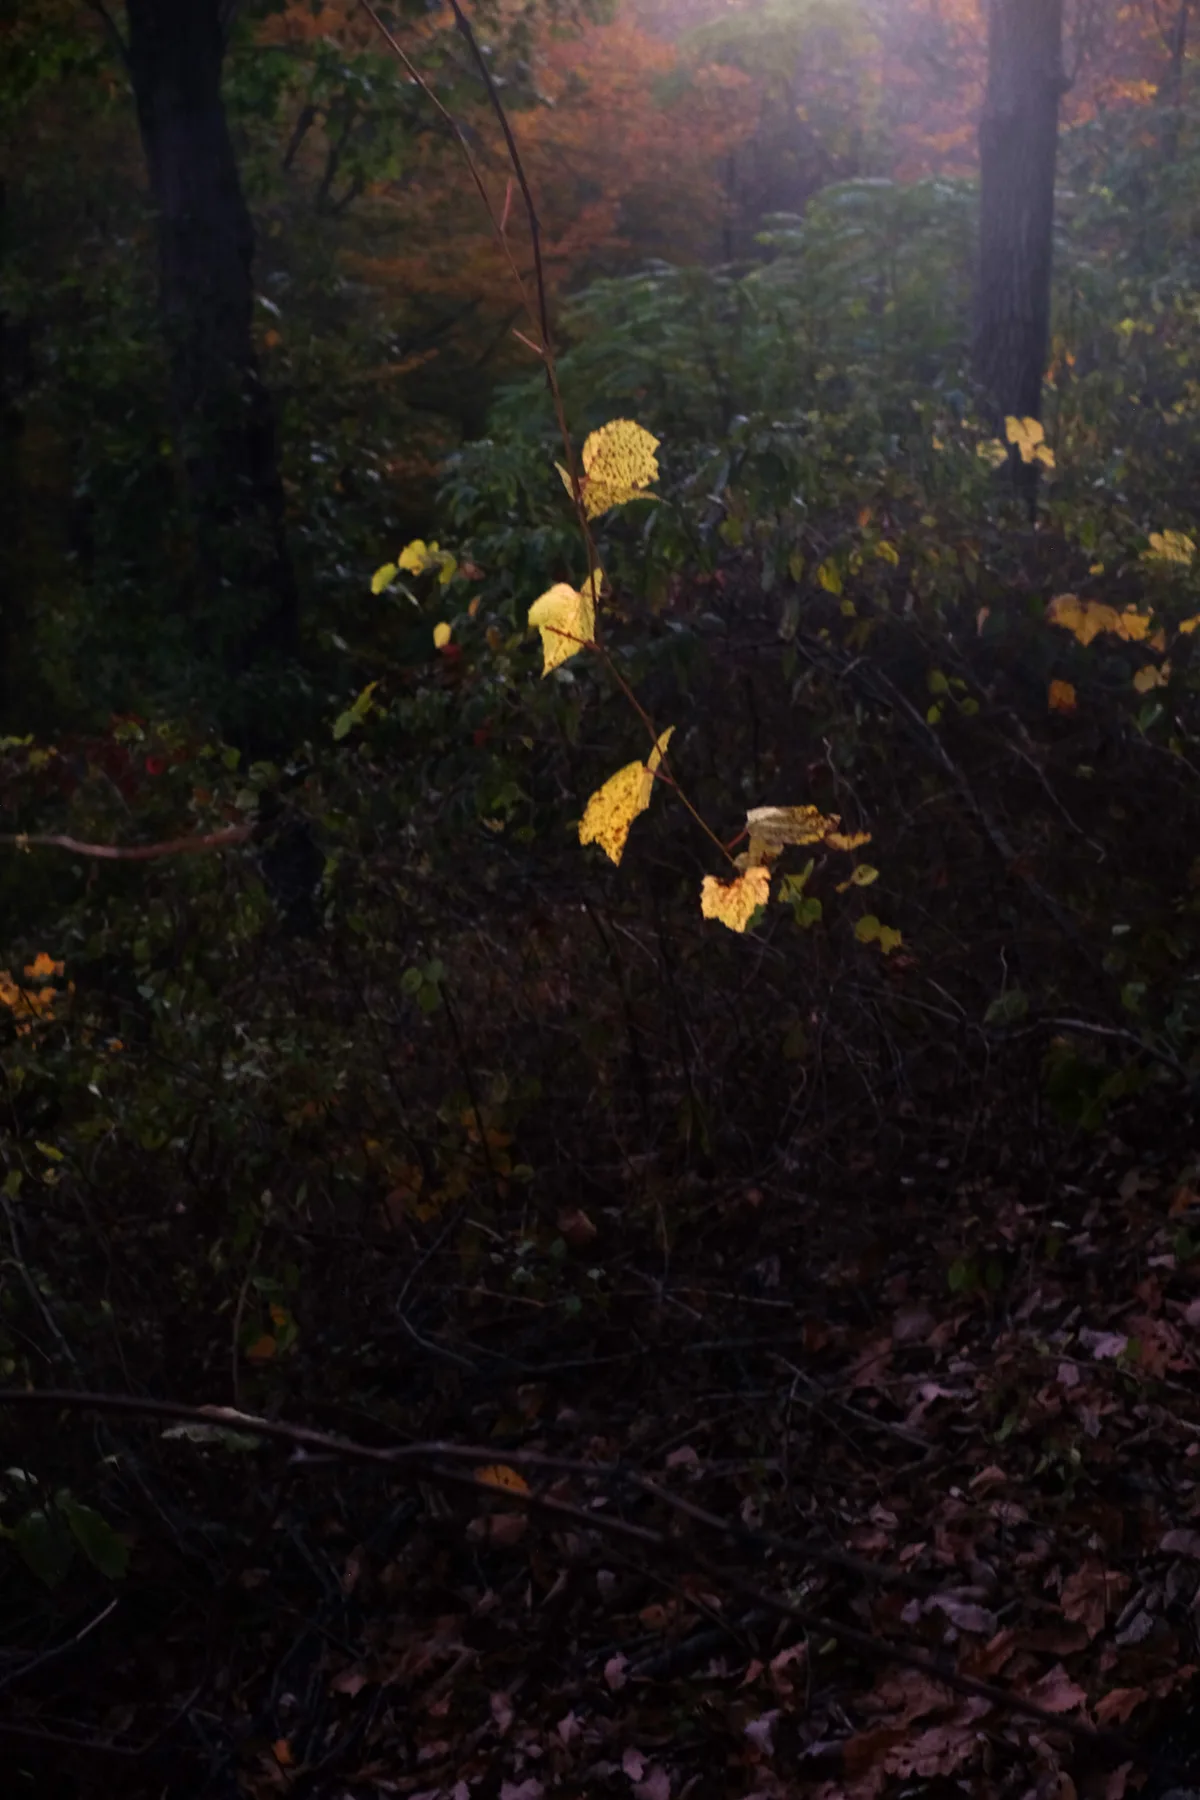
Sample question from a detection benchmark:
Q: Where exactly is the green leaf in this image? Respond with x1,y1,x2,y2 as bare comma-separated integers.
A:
985,989,1029,1026
12,1506,74,1589
58,1494,129,1580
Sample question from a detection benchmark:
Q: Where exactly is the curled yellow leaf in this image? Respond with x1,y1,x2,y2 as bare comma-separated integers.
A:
700,866,771,934
745,804,832,862
528,569,601,675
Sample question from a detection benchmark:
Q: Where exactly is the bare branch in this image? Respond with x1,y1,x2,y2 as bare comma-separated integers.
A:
0,824,253,861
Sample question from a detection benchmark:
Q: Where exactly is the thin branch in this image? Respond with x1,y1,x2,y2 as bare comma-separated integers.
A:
0,1600,118,1700
0,825,252,862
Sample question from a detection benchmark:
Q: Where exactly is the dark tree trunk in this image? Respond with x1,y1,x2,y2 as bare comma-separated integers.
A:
0,179,31,723
123,0,297,675
1162,1,1190,162
972,0,1066,432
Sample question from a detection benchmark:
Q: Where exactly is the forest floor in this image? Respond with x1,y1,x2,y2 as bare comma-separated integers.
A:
11,1072,1200,1800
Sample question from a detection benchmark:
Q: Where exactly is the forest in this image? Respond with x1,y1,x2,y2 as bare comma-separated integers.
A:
7,1,1200,1795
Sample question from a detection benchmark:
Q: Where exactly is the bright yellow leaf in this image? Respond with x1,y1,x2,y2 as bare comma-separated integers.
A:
556,420,661,519
825,830,872,852
700,865,771,933
432,621,452,649
370,562,397,594
578,726,674,866
644,723,674,788
1144,530,1196,566
397,539,435,573
1005,416,1055,468
1179,615,1200,635
1048,679,1077,713
527,569,601,675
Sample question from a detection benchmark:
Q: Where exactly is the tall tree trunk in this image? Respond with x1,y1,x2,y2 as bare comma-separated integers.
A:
123,0,298,676
1162,0,1190,162
972,0,1066,435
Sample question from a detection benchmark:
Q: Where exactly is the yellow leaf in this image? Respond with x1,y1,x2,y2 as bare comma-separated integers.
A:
745,804,834,863
848,863,879,887
476,1463,530,1494
825,829,872,851
1133,662,1171,692
578,726,673,866
1045,593,1151,647
1179,615,1200,635
855,914,903,955
976,439,1008,469
527,570,601,675
816,560,843,596
1005,416,1055,467
1116,607,1151,642
1048,679,1077,713
644,723,675,788
556,419,660,519
700,865,771,933
24,954,63,980
397,538,435,574
467,595,481,618
875,540,900,566
370,561,397,594
432,621,452,649
245,1335,276,1362
1145,530,1196,566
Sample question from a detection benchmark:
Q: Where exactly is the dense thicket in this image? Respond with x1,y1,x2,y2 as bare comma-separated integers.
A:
6,4,1200,1795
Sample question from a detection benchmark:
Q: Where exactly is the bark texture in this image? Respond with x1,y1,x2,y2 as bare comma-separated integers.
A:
972,0,1066,428
124,0,297,672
